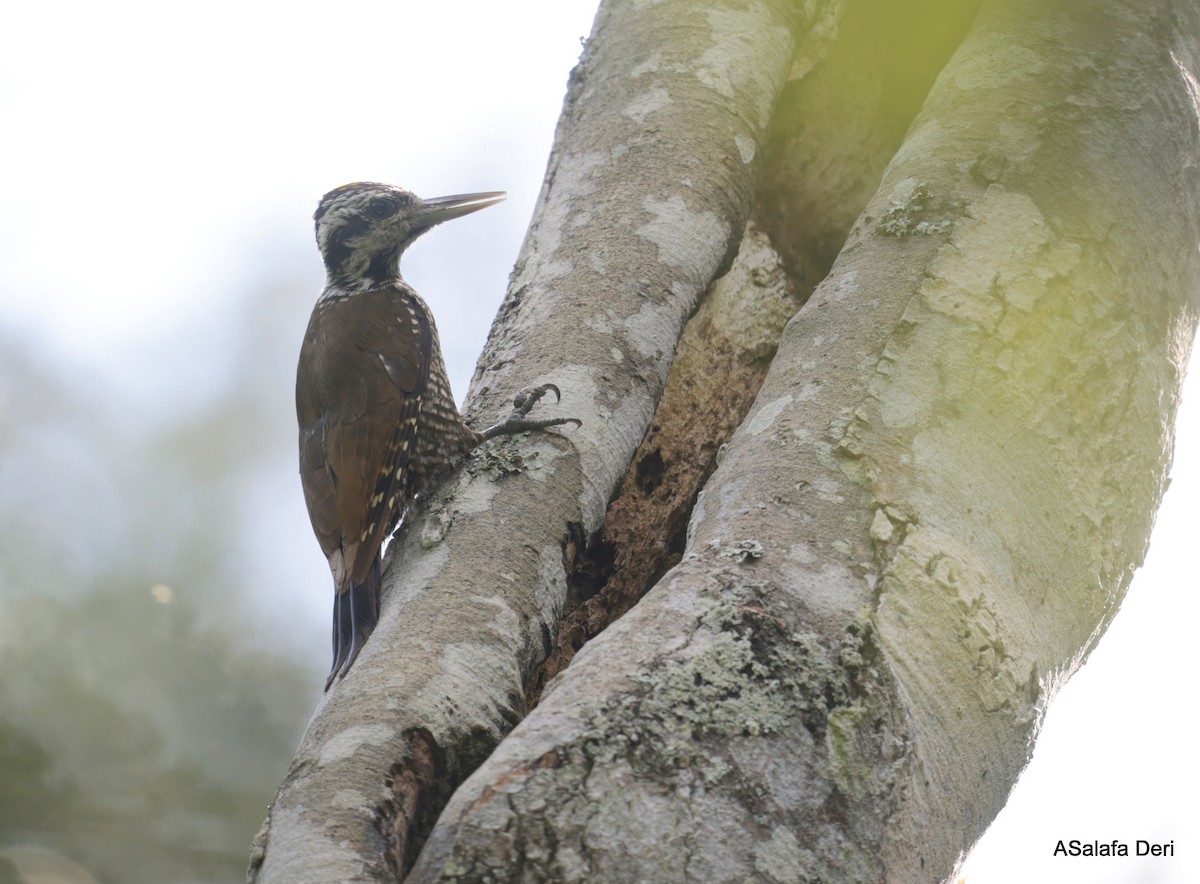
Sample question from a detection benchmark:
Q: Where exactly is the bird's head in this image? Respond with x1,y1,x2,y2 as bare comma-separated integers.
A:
313,182,505,295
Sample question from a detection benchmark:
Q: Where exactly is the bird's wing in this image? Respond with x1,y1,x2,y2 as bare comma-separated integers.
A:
297,287,432,591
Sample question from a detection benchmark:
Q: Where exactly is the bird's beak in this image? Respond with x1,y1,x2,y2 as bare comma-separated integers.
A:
413,191,506,231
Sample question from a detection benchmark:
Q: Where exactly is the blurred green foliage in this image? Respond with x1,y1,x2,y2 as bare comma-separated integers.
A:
0,589,310,882
0,243,325,882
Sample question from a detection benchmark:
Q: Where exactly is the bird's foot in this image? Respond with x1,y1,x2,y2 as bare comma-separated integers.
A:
481,383,581,440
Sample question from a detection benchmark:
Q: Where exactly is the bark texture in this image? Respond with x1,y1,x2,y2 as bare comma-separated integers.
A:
249,0,805,880
525,222,802,710
527,0,980,712
409,1,1200,882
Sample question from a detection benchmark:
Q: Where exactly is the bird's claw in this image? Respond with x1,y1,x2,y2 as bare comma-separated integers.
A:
480,383,579,441
512,383,561,416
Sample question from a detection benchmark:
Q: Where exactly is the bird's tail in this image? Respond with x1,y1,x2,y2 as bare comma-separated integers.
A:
326,558,381,690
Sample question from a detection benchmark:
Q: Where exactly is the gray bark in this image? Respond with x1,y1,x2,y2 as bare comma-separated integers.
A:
409,2,1200,882
248,0,806,879
527,0,982,709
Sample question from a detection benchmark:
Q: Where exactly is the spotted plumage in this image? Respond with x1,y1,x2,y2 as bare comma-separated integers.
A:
298,182,576,689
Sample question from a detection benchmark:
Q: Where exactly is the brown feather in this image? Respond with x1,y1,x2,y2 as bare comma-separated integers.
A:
296,284,434,595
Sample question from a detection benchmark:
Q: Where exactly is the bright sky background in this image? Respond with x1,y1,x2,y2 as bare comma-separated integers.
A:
2,2,1195,881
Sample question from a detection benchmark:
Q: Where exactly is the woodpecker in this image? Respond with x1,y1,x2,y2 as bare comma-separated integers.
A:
298,182,575,689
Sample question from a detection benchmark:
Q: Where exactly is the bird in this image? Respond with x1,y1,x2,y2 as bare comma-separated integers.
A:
297,182,576,689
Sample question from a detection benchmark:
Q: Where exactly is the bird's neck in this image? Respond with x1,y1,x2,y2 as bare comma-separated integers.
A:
319,275,405,302
321,245,405,299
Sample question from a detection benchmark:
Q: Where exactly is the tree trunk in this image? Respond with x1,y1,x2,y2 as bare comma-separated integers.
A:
249,0,805,880
252,0,1200,881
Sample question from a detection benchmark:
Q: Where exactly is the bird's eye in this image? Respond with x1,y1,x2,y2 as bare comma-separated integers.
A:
366,197,397,220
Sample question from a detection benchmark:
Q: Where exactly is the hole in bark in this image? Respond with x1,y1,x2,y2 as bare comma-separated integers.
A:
635,447,665,494
563,520,616,611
